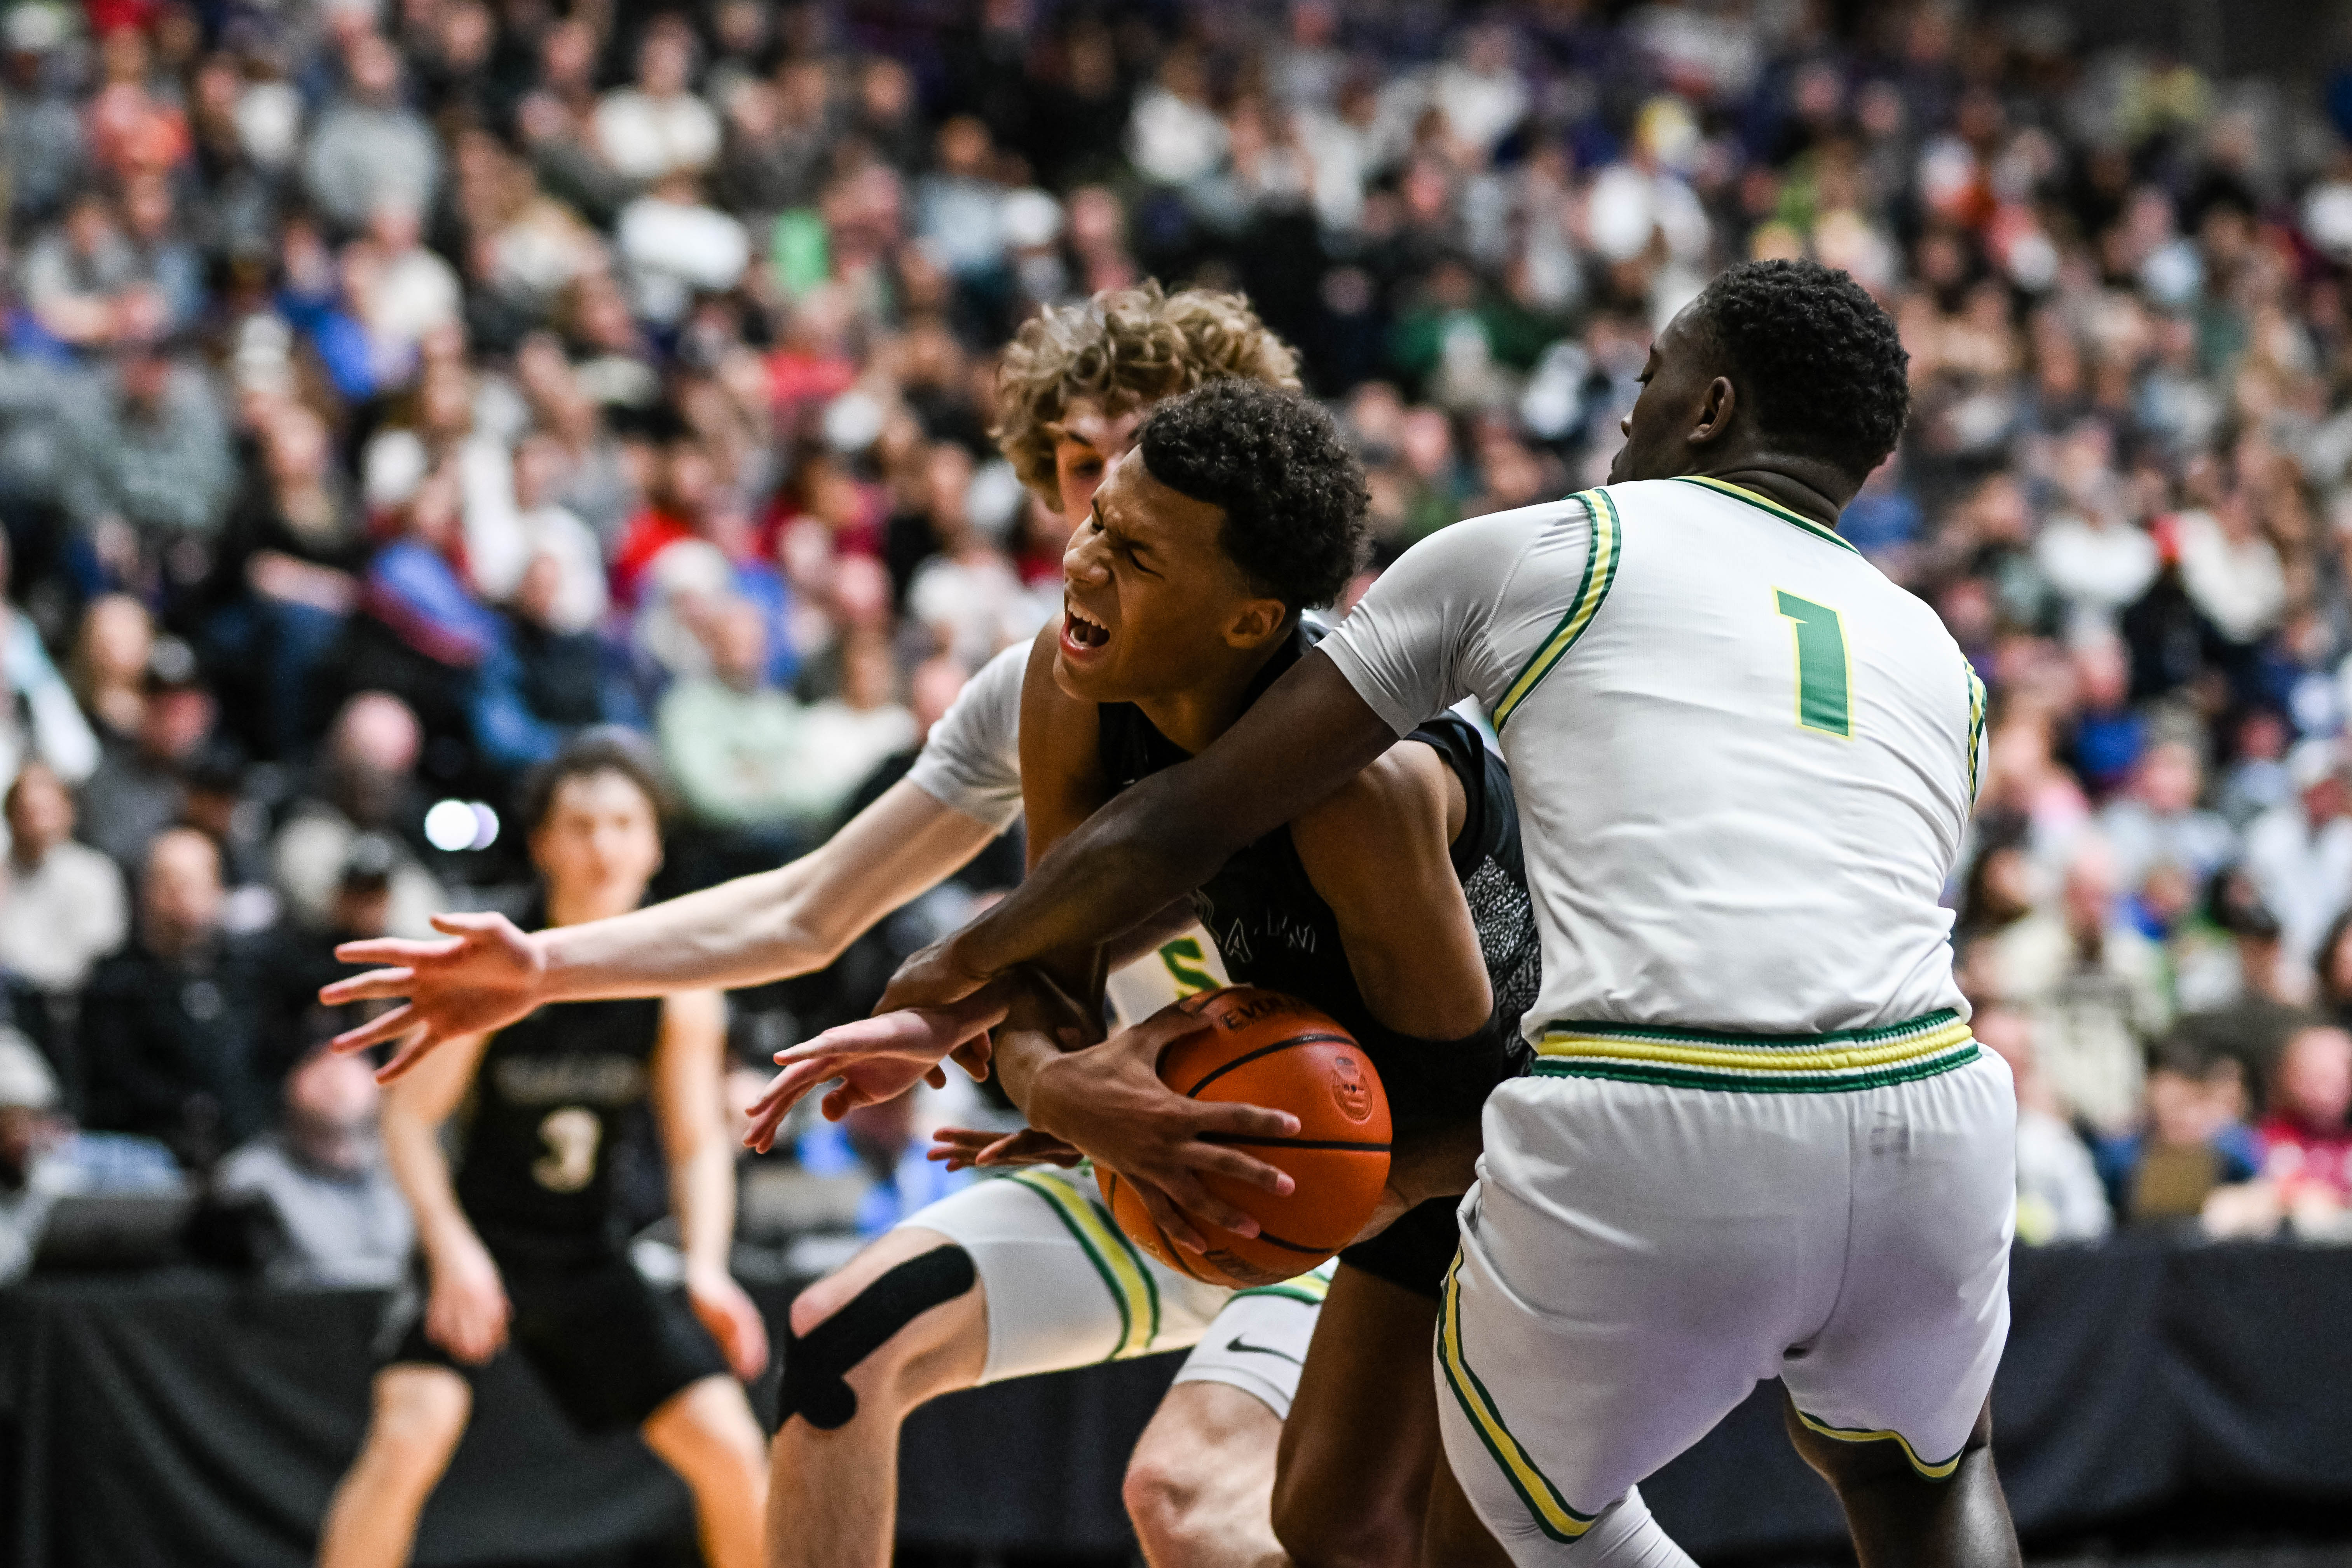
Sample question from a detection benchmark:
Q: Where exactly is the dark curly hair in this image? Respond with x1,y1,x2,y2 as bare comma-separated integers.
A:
1135,380,1369,610
1689,259,1910,482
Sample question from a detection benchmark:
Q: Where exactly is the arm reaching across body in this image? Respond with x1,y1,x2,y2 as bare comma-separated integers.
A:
879,505,1566,1012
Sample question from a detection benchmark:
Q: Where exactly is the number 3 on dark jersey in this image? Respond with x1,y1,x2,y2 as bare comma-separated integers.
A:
533,1107,602,1192
1775,591,1851,738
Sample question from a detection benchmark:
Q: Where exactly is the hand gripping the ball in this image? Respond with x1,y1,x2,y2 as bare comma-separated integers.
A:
1024,1006,1302,1255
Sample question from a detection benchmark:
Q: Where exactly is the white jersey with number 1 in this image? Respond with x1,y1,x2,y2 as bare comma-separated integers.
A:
1324,477,2012,1561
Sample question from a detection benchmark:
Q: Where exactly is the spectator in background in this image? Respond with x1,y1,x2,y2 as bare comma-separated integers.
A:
2096,1042,2264,1229
17,188,152,351
1989,837,2173,1138
62,333,236,591
594,17,718,186
272,693,446,938
789,634,917,830
302,31,440,234
2099,736,2237,895
657,593,802,835
204,400,366,759
2257,1023,2352,1229
80,828,273,1170
0,532,98,786
76,642,213,872
794,1084,966,1237
0,761,127,999
1974,1005,2111,1244
215,1045,412,1287
904,442,1041,668
0,1029,181,1284
2243,738,2352,975
68,591,152,749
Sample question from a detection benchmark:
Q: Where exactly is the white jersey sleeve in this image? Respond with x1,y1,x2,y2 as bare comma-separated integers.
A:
1320,500,1599,735
903,641,1029,831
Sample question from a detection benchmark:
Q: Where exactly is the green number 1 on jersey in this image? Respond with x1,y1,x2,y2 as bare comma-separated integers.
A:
1775,591,1851,737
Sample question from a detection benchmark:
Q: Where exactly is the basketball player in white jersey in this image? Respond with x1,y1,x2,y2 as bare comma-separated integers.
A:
852,260,2023,1568
324,286,1347,1566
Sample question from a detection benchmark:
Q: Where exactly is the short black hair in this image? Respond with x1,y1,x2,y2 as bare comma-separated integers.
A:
1689,259,1911,483
1136,379,1369,610
516,728,679,840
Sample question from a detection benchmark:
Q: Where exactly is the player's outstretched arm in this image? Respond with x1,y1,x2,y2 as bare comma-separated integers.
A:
651,987,769,1381
325,779,1001,1074
881,651,1399,1012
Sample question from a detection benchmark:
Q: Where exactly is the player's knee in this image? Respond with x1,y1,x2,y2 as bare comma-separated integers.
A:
367,1374,469,1484
1122,1446,1209,1558
779,1241,980,1429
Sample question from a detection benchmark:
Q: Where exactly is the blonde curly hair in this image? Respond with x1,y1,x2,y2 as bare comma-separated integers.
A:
992,281,1303,503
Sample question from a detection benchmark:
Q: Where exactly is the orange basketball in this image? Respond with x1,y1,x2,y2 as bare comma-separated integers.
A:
1096,986,1391,1288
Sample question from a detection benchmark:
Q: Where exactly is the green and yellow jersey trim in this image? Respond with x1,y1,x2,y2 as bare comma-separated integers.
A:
1439,1254,1596,1541
1227,1259,1336,1308
1964,661,1988,807
1493,488,1621,732
1791,1408,1966,1481
1007,1170,1161,1359
1672,475,1861,556
1533,1010,1979,1094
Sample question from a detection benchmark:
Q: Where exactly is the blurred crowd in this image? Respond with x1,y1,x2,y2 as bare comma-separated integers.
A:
8,0,2352,1282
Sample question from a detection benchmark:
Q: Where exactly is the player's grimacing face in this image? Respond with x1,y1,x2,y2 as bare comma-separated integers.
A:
1052,399,1148,529
530,771,663,906
1055,450,1261,704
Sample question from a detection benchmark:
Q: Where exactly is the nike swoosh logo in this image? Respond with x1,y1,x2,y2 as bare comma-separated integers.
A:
1223,1336,1303,1366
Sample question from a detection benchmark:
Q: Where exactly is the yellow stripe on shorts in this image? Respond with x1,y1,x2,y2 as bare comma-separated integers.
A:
1792,1408,1965,1480
1535,1010,1979,1094
1007,1171,1161,1359
1492,489,1621,732
1438,1255,1595,1542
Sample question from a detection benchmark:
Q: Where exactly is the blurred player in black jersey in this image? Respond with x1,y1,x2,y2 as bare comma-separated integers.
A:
317,734,769,1568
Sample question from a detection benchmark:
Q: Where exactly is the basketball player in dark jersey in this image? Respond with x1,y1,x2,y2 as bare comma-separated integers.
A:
316,735,769,1568
763,379,1533,1563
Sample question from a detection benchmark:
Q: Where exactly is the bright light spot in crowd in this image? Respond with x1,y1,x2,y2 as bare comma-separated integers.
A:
424,799,478,852
469,803,500,851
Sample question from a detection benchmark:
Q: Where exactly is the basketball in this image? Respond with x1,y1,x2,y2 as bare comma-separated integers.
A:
1096,986,1392,1289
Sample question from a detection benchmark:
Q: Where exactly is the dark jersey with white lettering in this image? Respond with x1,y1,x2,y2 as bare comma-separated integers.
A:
1096,626,1538,1135
452,953,663,1267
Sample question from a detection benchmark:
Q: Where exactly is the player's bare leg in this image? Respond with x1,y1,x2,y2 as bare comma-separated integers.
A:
1785,1393,2020,1568
766,1226,986,1568
1420,1445,1516,1568
1269,1266,1446,1568
1124,1382,1288,1567
316,1365,471,1568
642,1374,770,1568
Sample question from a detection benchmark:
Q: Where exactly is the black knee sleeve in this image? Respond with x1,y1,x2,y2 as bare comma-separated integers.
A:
778,1245,977,1430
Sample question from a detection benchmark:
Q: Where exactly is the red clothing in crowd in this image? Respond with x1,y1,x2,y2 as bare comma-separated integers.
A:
2258,1115,2352,1204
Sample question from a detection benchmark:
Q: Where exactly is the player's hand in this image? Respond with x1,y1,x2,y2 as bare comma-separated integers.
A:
1025,1007,1301,1256
323,912,550,1081
424,1238,511,1366
740,987,1010,1152
876,934,996,1017
927,1125,1083,1170
685,1262,771,1382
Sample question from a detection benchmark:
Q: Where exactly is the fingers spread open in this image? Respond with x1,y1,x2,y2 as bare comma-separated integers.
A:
331,1003,416,1055
373,1026,444,1083
318,968,417,1006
